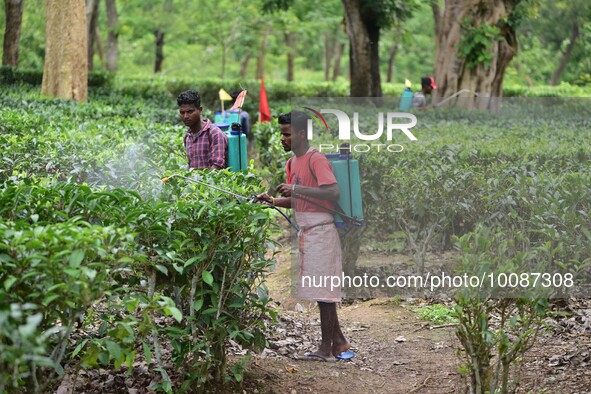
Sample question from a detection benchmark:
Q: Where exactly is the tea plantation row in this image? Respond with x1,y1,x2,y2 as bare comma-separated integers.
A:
1,82,590,392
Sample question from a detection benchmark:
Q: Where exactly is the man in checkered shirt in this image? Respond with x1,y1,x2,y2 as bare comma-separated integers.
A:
178,90,228,170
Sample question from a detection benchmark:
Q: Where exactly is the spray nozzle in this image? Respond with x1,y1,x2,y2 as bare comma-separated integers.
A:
249,194,263,203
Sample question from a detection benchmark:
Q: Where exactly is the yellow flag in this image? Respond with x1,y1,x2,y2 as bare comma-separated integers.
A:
219,88,232,101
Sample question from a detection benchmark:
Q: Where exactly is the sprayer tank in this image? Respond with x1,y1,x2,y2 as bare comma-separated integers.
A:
325,153,363,226
227,130,247,171
214,122,247,172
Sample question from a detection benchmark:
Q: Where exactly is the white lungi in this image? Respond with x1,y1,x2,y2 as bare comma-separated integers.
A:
294,212,342,302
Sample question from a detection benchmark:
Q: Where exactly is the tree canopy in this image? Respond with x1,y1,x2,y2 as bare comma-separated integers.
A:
0,0,589,88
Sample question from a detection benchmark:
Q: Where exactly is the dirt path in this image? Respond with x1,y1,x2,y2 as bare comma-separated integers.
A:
242,249,461,394
242,243,591,394
245,302,460,394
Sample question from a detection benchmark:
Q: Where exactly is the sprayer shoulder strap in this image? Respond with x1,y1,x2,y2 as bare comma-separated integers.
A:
287,150,318,182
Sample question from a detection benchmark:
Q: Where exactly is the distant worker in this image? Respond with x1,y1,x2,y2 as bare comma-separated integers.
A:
412,76,437,109
177,90,228,170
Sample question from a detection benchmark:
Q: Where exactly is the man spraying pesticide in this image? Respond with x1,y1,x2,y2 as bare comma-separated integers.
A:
256,111,356,362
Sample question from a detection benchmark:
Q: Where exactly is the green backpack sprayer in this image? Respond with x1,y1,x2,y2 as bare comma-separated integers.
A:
325,152,363,229
212,121,248,172
213,89,248,172
399,79,414,112
286,148,364,231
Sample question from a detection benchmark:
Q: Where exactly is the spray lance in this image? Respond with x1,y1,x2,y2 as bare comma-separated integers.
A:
162,174,363,233
161,174,300,231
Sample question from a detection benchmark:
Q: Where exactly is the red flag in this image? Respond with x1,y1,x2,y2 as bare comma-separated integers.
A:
259,76,271,123
229,89,247,110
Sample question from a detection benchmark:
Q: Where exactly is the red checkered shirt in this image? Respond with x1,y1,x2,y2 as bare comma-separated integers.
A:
183,119,228,169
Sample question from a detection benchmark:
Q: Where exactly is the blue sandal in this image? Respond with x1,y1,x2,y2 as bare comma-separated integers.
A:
335,350,356,360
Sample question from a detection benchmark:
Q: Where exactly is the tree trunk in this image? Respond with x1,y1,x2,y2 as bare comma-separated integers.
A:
550,21,579,86
154,29,164,73
386,37,400,83
341,0,381,97
42,0,87,102
368,24,382,97
86,0,99,71
332,41,345,81
95,26,106,68
105,0,118,72
432,1,442,39
285,32,294,81
2,0,24,67
239,52,251,78
255,26,269,80
433,0,519,110
324,32,333,81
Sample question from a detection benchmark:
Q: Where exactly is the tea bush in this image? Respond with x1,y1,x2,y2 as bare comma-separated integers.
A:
453,225,551,394
0,66,113,87
358,100,591,275
0,169,276,391
0,218,136,391
0,82,278,392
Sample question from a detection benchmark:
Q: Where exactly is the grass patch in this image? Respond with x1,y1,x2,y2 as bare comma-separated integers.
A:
417,304,457,325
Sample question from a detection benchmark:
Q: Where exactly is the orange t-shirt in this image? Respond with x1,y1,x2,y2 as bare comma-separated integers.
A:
286,150,337,213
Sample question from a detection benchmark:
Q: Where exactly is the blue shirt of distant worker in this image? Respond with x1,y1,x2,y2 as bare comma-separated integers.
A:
412,76,438,109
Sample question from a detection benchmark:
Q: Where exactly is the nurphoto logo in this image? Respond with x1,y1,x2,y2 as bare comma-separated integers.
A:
303,107,418,153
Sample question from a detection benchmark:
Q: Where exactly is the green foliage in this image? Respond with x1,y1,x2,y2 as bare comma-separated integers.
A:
0,67,44,85
506,0,540,29
453,225,550,394
0,304,54,392
361,100,591,270
363,0,420,29
0,83,278,392
0,218,136,391
0,174,276,391
458,21,503,69
348,95,590,393
251,119,291,193
0,67,114,87
262,0,294,14
512,0,591,85
417,304,457,325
